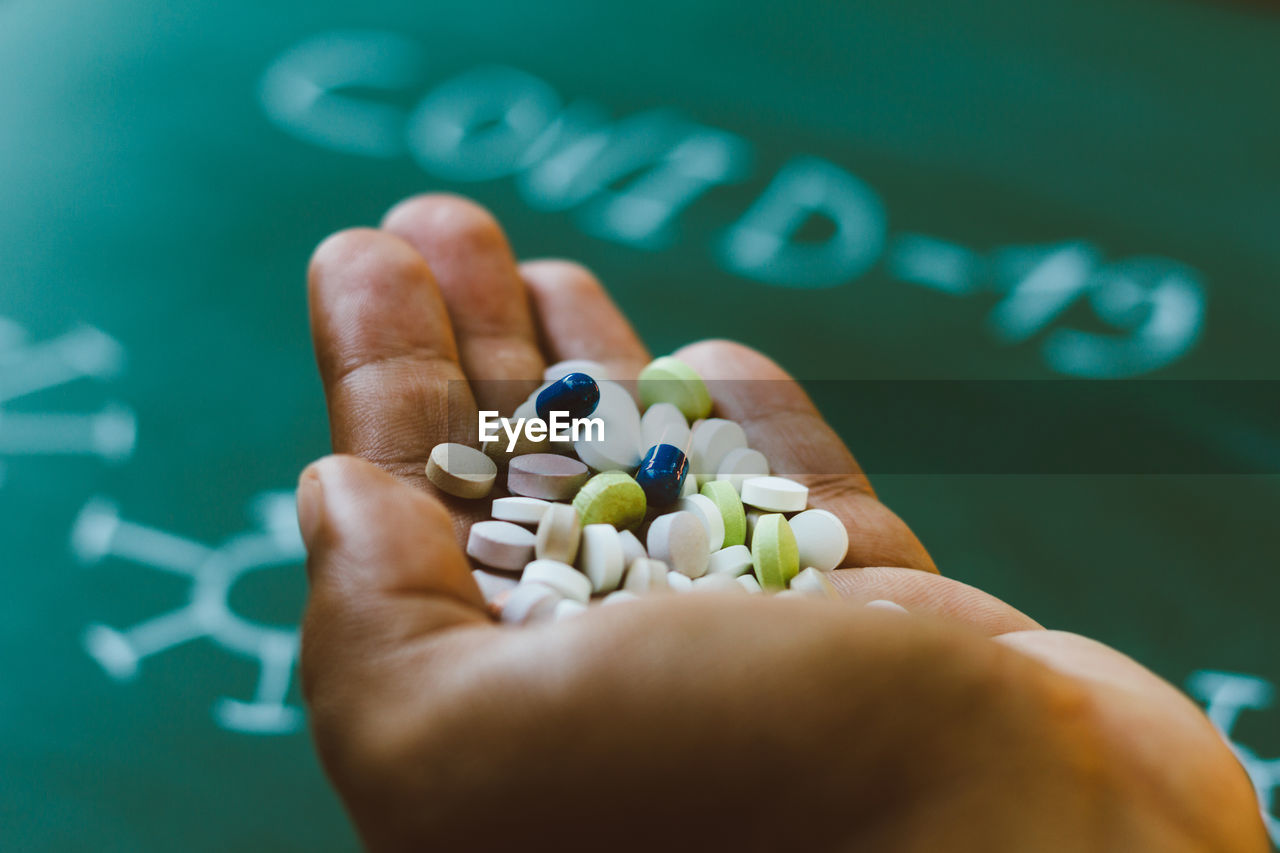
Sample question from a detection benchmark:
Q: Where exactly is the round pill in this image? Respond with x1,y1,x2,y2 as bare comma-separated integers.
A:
618,529,648,567
716,447,770,493
467,520,536,571
594,379,643,434
602,590,639,606
699,480,746,548
522,559,592,604
634,443,689,508
790,566,840,600
623,557,669,594
572,471,647,530
535,372,601,423
426,443,498,499
788,508,848,572
507,453,590,501
578,524,625,593
545,359,609,382
689,419,747,485
741,476,809,513
638,356,713,421
866,599,909,614
706,544,753,577
666,571,693,593
554,598,589,621
736,574,763,594
640,402,690,454
575,417,642,472
681,471,699,498
693,573,747,594
646,511,710,578
500,583,561,625
677,494,725,552
491,496,552,526
534,502,582,564
750,513,799,590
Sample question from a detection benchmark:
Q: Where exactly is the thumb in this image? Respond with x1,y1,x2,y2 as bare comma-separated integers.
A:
295,454,489,715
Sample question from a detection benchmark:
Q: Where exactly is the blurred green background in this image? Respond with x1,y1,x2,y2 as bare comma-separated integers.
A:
1,0,1277,848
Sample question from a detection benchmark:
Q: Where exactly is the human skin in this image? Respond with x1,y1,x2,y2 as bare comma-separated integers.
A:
297,193,1268,852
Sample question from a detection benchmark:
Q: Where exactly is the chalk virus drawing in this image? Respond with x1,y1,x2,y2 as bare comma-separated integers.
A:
259,30,1205,378
73,491,304,735
0,316,135,484
1188,671,1280,844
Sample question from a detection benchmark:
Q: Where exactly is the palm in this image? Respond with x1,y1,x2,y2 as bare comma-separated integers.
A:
302,194,1267,852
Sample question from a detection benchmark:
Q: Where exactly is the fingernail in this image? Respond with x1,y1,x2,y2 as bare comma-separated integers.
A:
865,599,908,614
296,465,325,551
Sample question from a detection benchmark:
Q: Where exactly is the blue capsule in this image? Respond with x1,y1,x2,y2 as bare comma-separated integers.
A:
634,443,689,507
535,372,601,423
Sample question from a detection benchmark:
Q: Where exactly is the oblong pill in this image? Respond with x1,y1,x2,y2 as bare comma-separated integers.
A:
522,559,592,604
534,502,582,564
545,359,609,382
706,544,753,577
699,480,746,548
500,583,561,624
688,418,747,485
467,520,536,571
602,590,639,606
640,402,690,453
535,372,600,422
426,443,498,499
750,513,799,590
594,379,643,434
667,571,693,593
575,417,642,472
491,496,552,525
741,476,808,513
678,494,725,552
578,524,625,593
572,471,647,529
693,573,747,594
736,573,763,594
472,569,519,605
508,453,590,500
646,511,710,578
637,356,712,420
788,508,848,572
790,566,840,600
635,443,689,508
716,447,770,494
554,598,589,621
618,529,648,568
623,557,670,594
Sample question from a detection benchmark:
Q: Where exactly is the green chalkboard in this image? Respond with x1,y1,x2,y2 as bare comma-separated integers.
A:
2,0,1277,848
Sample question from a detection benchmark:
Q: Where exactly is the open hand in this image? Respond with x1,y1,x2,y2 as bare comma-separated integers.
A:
298,194,1265,852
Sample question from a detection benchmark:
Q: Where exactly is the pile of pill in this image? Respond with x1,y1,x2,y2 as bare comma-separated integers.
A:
425,355,857,624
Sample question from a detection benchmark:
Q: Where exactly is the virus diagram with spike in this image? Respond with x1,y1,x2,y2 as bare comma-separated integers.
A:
0,316,136,484
73,491,304,735
1188,670,1280,845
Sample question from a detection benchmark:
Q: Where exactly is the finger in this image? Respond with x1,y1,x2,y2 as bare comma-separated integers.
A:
382,194,544,414
520,260,651,380
828,566,1039,634
297,455,491,727
309,228,474,488
675,340,936,572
